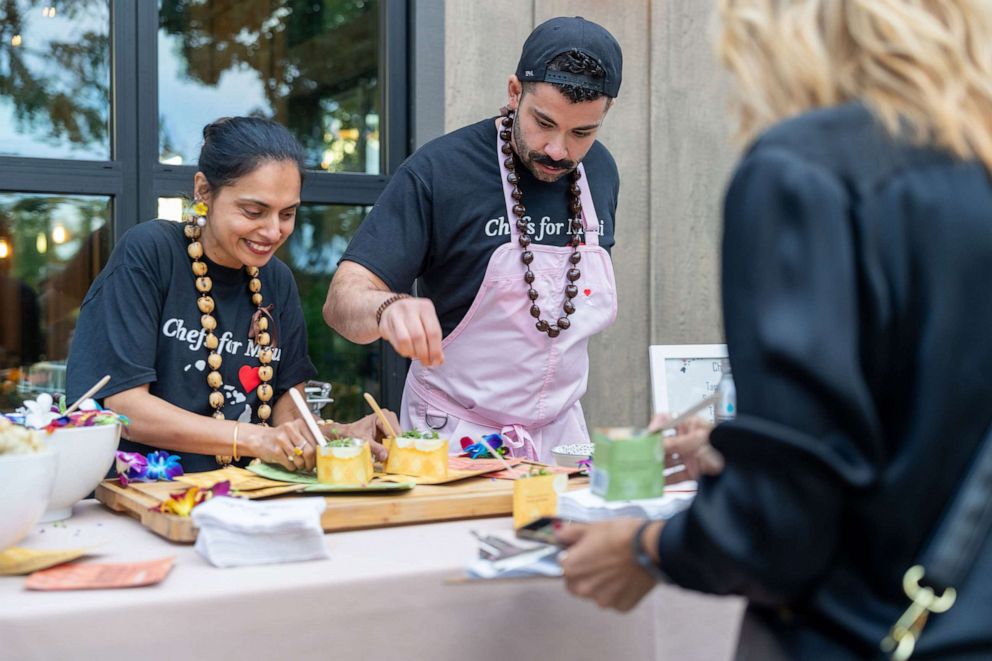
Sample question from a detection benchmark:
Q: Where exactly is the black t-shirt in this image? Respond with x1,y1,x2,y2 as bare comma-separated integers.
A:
341,117,619,335
66,220,317,472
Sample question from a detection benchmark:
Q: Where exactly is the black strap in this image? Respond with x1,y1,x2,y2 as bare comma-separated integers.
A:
918,421,992,591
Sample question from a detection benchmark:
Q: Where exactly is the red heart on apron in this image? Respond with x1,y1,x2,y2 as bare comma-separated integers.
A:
583,288,592,296
238,365,261,393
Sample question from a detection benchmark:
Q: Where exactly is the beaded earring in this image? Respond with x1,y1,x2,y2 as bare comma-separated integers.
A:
193,200,208,227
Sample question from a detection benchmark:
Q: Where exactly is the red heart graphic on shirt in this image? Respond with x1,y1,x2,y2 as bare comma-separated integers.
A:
238,365,261,393
583,288,592,296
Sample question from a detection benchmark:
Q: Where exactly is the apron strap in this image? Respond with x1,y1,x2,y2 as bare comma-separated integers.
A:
577,166,600,246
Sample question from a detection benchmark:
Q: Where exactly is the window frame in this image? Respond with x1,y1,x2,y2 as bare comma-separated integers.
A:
0,0,412,410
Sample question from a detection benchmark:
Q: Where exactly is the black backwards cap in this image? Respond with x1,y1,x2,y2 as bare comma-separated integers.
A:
515,16,623,98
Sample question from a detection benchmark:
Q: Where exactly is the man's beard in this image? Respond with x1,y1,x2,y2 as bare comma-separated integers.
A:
512,115,577,182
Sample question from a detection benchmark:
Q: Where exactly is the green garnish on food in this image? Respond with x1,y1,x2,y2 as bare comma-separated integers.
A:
399,429,440,439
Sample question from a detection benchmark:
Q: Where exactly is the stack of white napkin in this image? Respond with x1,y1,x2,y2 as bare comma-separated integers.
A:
192,496,329,568
557,485,696,523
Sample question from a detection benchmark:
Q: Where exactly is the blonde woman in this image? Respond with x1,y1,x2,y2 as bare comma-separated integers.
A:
558,1,992,658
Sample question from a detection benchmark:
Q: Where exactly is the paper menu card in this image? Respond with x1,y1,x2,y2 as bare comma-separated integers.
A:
24,557,176,591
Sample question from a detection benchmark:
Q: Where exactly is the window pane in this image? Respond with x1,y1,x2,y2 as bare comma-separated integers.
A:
0,1,111,160
158,0,380,174
0,194,111,410
276,204,377,421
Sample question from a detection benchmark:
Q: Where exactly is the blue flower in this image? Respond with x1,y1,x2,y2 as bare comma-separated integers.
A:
144,451,184,481
460,433,509,459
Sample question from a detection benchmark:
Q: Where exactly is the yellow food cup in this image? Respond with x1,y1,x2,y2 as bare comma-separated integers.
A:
316,439,374,485
384,434,449,478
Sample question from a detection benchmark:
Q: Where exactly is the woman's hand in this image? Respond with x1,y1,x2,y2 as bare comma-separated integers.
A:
648,414,724,484
557,519,659,612
242,419,317,472
320,410,400,462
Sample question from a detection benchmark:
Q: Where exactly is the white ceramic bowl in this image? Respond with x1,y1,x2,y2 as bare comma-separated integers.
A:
0,450,58,551
550,443,594,468
40,423,121,522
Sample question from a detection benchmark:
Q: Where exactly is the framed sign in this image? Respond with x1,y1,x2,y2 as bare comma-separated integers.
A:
649,344,729,421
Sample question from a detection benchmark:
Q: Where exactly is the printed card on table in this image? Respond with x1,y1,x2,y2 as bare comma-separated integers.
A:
513,473,567,529
25,557,176,591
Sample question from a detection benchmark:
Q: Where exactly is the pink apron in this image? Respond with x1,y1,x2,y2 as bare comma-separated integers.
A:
400,120,618,462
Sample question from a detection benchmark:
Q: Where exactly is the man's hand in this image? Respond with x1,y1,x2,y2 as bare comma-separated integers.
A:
557,519,659,612
649,414,724,484
320,410,399,462
379,297,445,367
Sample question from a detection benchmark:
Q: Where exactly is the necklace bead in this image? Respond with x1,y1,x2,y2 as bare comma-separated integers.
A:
207,371,222,388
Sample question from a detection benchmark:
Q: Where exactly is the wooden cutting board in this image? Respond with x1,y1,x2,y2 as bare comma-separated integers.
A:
95,474,588,544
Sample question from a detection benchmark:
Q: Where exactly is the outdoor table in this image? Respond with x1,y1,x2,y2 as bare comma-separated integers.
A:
0,501,743,660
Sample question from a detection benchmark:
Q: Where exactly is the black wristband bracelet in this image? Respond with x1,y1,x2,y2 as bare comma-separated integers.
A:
375,293,411,326
631,520,668,582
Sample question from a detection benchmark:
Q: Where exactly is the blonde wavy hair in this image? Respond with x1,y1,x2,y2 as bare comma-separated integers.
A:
716,0,992,171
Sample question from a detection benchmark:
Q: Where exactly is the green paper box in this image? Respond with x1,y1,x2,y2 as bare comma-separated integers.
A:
590,427,665,501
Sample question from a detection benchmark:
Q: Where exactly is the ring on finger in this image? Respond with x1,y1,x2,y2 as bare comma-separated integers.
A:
294,445,304,456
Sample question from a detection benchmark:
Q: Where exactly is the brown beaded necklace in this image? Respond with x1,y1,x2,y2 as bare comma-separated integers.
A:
184,202,275,431
500,111,584,338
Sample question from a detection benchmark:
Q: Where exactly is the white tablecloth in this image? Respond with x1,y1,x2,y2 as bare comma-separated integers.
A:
0,501,743,661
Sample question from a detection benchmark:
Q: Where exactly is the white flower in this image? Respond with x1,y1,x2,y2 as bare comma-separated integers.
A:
19,393,60,430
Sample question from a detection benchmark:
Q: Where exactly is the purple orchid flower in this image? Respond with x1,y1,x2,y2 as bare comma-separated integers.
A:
115,451,148,487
